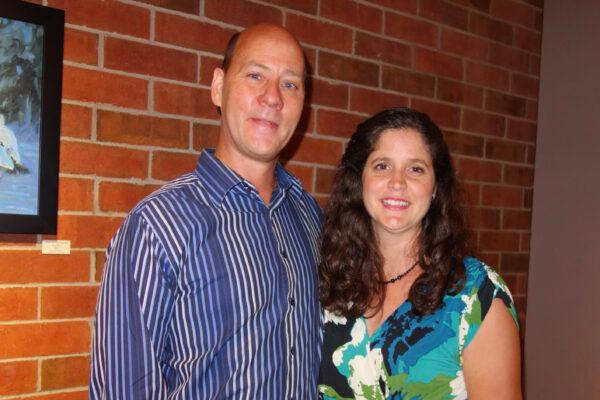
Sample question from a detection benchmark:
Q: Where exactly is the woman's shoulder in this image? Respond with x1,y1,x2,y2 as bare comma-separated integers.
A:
462,257,512,297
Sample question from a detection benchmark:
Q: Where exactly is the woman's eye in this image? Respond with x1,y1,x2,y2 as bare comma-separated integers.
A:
409,166,425,173
374,163,389,171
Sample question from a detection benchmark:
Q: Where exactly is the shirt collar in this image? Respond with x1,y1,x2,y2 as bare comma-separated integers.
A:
196,149,304,205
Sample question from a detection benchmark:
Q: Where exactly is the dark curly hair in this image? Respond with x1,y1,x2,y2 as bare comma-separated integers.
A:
319,107,469,317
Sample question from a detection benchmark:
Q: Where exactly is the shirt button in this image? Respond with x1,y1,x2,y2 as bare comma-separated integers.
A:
289,298,295,306
290,346,296,356
280,249,288,259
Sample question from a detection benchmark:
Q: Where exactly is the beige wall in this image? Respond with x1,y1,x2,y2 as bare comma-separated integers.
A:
525,0,600,397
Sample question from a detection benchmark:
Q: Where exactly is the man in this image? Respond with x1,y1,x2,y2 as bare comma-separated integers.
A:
89,24,322,399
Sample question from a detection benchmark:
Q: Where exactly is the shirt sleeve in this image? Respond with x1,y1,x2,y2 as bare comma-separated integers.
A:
89,213,176,399
459,261,518,355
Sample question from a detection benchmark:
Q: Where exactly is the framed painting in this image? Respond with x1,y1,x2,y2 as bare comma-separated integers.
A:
0,1,64,234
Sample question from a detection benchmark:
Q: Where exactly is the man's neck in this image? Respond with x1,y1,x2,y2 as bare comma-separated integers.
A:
214,148,277,205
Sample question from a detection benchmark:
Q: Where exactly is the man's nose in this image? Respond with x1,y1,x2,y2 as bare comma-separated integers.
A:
259,80,283,109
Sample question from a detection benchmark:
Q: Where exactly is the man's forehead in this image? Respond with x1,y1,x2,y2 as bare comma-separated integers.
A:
236,60,304,78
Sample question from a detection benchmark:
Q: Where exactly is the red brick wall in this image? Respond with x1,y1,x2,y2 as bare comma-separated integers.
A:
0,0,541,396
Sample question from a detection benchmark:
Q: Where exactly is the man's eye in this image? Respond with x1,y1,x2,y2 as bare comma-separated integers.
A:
283,81,298,90
248,73,261,80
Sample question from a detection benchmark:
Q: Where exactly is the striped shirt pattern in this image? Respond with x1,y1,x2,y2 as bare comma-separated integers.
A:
90,150,322,399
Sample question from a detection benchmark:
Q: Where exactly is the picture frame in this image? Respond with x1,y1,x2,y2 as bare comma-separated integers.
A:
0,1,64,234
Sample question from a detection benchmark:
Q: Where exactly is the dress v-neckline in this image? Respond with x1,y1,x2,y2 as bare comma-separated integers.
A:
362,299,412,339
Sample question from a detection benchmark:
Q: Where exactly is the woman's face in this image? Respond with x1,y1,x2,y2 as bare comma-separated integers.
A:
361,128,436,244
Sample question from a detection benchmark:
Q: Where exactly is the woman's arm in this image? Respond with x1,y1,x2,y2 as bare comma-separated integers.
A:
462,298,522,399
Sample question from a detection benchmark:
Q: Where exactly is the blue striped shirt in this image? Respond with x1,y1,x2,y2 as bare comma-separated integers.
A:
90,149,322,399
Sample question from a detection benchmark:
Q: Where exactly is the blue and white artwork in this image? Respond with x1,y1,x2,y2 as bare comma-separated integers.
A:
0,17,43,215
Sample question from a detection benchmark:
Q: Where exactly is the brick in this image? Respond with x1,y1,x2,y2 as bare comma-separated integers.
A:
349,87,408,115
0,251,89,284
449,0,491,12
286,14,352,53
515,26,541,52
385,13,438,47
193,123,220,151
466,61,510,91
503,209,532,230
382,66,435,97
485,139,526,162
479,231,520,251
61,104,92,139
309,79,349,109
419,0,468,30
436,79,483,107
204,0,282,27
0,321,90,358
199,56,222,86
41,356,91,390
315,168,336,194
284,164,313,191
58,177,94,212
462,109,505,137
526,145,535,164
155,13,235,54
410,99,461,129
0,234,37,245
281,135,343,166
524,188,533,208
534,10,543,30
154,82,218,120
415,48,463,80
511,73,539,98
95,251,106,283
316,110,365,138
136,0,199,14
0,361,37,395
477,252,499,268
527,100,538,120
104,37,197,82
521,233,531,252
267,0,318,14
530,54,541,75
462,182,480,205
41,286,98,319
504,165,534,186
0,288,37,321
293,107,315,136
485,90,527,117
370,0,417,13
97,110,189,149
443,130,484,157
321,0,383,32
469,13,513,44
48,0,149,38
489,43,530,73
99,182,160,213
482,185,523,207
500,253,530,273
490,0,535,28
304,47,317,76
60,141,149,179
441,29,489,61
152,151,199,181
466,206,500,229
319,52,379,87
63,66,148,109
19,392,88,400
355,32,411,67
57,215,123,248
64,28,98,65
458,158,502,182
507,118,536,142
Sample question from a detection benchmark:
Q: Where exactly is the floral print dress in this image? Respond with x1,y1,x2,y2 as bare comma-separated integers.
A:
318,257,517,400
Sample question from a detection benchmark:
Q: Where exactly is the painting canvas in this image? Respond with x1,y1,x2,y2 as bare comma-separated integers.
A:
0,1,63,234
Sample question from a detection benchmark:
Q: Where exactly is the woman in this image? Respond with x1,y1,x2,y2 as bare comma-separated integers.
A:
318,108,521,399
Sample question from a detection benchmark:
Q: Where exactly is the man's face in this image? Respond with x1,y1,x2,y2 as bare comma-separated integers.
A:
211,26,306,167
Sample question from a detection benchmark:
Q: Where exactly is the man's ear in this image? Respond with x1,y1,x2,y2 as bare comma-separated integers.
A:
211,68,225,107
